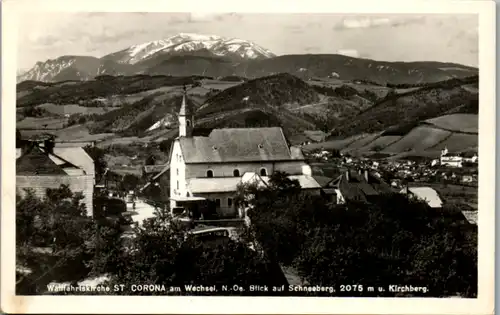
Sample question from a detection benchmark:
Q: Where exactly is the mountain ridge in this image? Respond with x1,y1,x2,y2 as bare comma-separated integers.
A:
101,33,275,65
18,33,478,84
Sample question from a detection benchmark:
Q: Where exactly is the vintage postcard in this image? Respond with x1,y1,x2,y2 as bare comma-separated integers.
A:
1,0,495,314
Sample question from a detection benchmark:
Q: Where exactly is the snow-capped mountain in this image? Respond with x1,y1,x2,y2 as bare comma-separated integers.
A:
101,33,276,64
17,56,136,83
17,56,82,82
18,33,276,82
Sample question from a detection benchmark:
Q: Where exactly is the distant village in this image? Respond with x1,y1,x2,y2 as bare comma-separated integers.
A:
306,146,478,188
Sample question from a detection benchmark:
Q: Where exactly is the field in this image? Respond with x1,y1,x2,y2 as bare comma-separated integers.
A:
344,133,381,150
363,136,401,151
97,136,143,147
303,135,360,151
200,79,243,90
17,117,68,130
306,80,390,99
425,114,478,133
37,103,121,116
307,108,479,158
303,130,328,142
430,133,478,152
382,126,452,153
53,125,114,141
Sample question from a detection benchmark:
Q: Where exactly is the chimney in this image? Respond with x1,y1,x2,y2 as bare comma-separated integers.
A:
345,170,350,182
364,169,369,183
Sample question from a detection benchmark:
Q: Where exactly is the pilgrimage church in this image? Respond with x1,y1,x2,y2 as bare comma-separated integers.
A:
169,92,321,218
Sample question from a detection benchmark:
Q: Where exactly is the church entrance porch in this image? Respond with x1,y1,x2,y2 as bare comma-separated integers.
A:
170,196,222,220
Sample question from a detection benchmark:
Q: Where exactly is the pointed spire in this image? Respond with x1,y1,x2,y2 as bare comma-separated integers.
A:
179,93,187,116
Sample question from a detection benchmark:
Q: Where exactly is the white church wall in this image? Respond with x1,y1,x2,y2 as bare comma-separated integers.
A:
169,141,188,208
185,161,309,178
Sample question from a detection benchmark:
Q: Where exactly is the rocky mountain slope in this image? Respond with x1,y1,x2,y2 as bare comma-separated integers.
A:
18,33,477,84
17,56,136,83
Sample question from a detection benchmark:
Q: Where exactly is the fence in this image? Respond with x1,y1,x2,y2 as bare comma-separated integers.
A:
142,198,168,210
140,198,246,228
192,219,245,228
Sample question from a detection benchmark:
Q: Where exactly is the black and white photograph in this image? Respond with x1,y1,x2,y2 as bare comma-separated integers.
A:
2,0,495,314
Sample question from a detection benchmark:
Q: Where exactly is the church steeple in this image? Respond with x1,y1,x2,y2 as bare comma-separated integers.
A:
178,85,193,137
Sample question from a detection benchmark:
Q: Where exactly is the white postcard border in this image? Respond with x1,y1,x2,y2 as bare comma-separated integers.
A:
1,0,495,314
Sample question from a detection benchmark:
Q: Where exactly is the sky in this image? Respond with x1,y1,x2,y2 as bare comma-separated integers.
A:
17,12,478,71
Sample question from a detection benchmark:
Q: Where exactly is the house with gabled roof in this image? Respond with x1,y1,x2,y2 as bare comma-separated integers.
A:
168,92,320,218
16,136,95,216
326,168,394,204
142,164,168,181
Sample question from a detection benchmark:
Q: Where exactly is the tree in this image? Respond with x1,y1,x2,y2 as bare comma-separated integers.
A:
145,154,157,165
121,174,140,192
268,171,301,194
104,209,287,295
244,176,478,297
16,185,104,294
159,139,173,153
22,106,45,118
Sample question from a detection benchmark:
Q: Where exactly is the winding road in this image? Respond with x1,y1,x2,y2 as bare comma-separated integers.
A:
127,199,158,227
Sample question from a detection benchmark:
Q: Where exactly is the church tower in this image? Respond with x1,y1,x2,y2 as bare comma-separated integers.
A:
441,147,448,156
178,86,194,137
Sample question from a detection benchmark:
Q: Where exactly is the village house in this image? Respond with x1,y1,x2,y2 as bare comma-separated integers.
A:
140,164,170,204
461,175,474,184
168,92,321,218
313,168,394,205
16,133,95,216
440,147,463,168
462,151,478,164
461,210,478,225
313,175,340,203
94,168,123,194
333,169,394,203
142,164,168,182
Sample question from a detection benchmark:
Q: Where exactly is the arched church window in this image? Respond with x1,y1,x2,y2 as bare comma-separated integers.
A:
260,168,267,176
233,169,240,177
207,170,214,178
186,120,191,127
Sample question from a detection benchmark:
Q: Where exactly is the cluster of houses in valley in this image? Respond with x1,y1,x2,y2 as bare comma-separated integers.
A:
305,145,479,187
15,90,479,228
